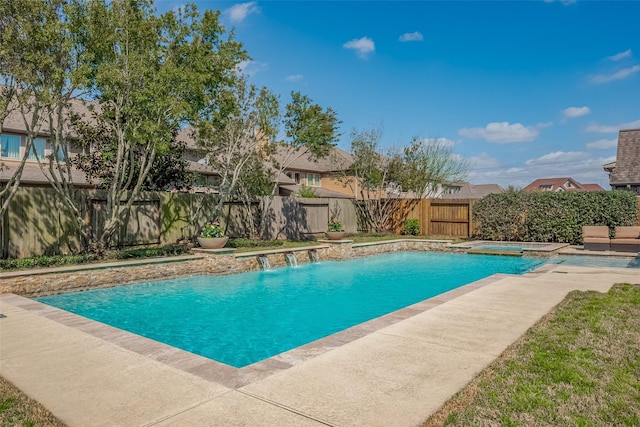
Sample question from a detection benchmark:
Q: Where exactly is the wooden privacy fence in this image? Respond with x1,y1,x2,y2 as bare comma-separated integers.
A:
4,190,637,258
0,188,358,258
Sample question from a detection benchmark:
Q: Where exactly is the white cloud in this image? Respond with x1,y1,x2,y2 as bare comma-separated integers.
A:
591,65,640,84
525,151,589,166
285,74,304,82
458,122,539,143
608,49,632,61
226,2,259,24
343,37,375,59
563,106,590,118
399,32,424,42
586,138,618,150
237,59,267,76
586,119,640,133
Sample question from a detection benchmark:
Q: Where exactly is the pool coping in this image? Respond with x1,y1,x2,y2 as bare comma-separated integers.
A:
448,240,569,254
0,266,538,390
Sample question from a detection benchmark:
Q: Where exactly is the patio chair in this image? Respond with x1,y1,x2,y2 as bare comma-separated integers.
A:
582,226,610,251
610,226,640,253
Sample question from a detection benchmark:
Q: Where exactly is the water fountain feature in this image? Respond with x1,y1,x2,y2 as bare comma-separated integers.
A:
285,252,298,267
309,250,319,263
257,255,271,270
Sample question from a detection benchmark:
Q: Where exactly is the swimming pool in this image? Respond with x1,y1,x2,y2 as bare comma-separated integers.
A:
37,252,545,368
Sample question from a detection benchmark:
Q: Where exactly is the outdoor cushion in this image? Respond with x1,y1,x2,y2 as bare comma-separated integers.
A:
582,226,609,239
613,226,640,240
583,237,610,243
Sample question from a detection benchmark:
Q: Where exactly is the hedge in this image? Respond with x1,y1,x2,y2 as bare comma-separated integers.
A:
472,191,638,244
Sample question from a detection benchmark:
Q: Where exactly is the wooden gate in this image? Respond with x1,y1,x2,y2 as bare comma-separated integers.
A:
429,200,471,237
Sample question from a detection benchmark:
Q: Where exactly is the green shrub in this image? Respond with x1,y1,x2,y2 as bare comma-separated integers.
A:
227,238,285,248
298,185,318,198
403,219,420,236
0,244,190,271
0,254,98,271
115,243,190,259
473,191,638,244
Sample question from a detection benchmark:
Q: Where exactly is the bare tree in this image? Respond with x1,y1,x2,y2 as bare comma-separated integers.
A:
338,126,469,233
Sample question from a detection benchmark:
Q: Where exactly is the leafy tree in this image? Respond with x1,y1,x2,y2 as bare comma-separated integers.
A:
339,126,468,233
68,1,247,251
0,0,86,221
256,91,341,238
193,77,277,226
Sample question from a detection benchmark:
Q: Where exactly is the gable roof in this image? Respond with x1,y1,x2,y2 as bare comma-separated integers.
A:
581,183,605,191
609,129,640,185
442,182,504,199
522,177,603,192
268,144,353,173
279,184,354,199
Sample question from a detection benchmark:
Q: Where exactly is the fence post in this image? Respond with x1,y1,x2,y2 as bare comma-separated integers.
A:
421,199,430,236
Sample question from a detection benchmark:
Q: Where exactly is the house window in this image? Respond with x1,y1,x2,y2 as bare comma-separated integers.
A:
0,134,20,159
444,186,460,194
307,173,321,187
539,185,552,191
55,143,67,162
29,138,46,160
286,171,302,184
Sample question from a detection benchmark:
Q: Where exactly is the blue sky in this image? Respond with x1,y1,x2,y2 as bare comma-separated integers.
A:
159,0,639,189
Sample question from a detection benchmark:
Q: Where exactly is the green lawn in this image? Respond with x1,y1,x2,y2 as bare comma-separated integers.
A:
0,376,65,427
424,283,640,427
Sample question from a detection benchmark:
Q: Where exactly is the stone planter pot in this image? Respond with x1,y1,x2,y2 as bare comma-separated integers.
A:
197,237,229,249
325,231,347,240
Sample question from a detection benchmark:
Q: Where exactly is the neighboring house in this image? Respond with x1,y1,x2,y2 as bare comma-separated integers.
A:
522,177,604,192
176,127,355,198
604,129,640,195
269,145,355,199
440,182,504,199
1,99,93,187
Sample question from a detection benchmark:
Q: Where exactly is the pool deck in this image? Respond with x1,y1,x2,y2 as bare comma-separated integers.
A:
1,263,639,426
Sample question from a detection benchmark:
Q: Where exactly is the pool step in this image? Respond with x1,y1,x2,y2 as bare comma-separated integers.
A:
467,249,523,256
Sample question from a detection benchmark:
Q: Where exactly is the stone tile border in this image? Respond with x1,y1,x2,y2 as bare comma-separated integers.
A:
0,269,513,390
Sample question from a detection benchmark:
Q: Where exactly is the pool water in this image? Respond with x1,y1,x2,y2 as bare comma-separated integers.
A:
37,252,545,368
473,245,524,252
471,242,549,252
550,255,640,269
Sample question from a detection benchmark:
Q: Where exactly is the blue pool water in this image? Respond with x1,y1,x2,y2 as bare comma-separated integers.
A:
37,252,545,368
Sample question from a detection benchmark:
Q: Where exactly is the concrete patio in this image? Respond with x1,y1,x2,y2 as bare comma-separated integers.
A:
1,263,639,426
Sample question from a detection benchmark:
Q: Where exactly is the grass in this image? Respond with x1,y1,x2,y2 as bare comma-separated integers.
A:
0,244,190,272
0,376,65,427
424,283,640,427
